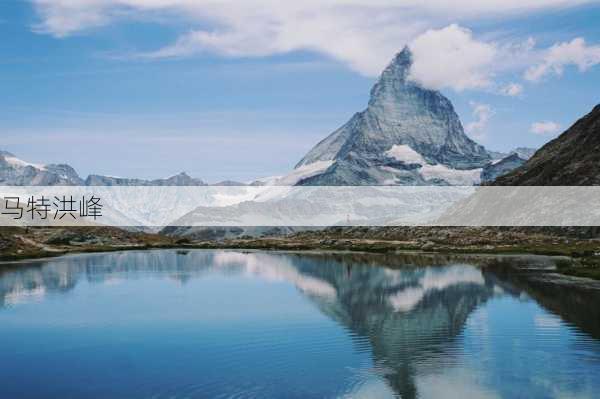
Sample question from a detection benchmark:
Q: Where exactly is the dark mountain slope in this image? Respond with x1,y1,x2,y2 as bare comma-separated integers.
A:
494,105,600,185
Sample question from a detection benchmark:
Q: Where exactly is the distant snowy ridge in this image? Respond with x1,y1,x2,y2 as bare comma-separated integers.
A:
0,151,83,186
0,150,207,187
3,155,47,171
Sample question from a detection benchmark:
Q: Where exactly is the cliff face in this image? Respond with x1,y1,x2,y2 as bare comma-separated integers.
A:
494,104,600,185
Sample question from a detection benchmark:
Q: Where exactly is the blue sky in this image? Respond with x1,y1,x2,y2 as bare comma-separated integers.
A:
1,1,599,182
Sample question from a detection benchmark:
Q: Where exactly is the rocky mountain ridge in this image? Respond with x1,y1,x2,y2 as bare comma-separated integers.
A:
85,172,206,186
494,104,600,185
0,151,209,186
0,151,83,185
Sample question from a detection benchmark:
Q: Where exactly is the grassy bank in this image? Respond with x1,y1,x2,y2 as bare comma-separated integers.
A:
186,235,600,280
2,226,600,280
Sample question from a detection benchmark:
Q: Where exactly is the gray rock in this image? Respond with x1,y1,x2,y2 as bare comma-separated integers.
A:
421,241,436,250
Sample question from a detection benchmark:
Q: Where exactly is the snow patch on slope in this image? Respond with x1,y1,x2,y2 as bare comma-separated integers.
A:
4,156,47,171
420,165,482,185
385,144,425,164
277,160,334,185
385,145,481,185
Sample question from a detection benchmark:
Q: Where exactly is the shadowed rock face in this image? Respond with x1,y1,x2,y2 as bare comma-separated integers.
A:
295,47,490,186
494,104,600,185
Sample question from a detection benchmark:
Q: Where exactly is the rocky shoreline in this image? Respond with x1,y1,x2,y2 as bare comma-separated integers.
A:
0,226,178,262
2,226,599,280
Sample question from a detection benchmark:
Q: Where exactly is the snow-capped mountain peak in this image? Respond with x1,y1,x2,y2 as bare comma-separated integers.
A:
292,47,490,186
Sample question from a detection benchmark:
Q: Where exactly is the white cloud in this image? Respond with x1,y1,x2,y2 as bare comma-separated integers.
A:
530,121,561,135
500,82,523,96
30,0,595,79
140,6,425,76
408,25,496,91
465,102,494,140
525,37,600,81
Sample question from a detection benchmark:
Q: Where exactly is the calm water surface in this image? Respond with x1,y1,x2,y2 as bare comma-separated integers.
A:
1,250,599,398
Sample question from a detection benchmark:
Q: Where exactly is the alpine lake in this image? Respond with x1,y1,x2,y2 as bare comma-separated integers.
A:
1,249,599,399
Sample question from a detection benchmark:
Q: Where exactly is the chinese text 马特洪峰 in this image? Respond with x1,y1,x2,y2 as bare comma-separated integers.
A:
1,195,103,221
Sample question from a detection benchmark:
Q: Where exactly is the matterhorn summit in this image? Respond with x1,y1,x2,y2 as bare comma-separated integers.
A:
292,47,491,185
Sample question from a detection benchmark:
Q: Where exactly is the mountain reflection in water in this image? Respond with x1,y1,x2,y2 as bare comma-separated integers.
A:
1,250,599,399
